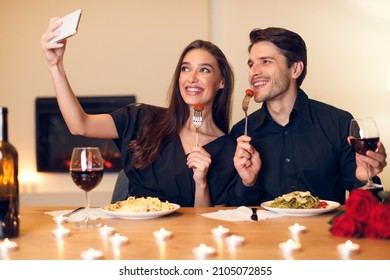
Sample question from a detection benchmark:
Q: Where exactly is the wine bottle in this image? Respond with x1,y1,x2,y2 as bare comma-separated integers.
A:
0,107,19,239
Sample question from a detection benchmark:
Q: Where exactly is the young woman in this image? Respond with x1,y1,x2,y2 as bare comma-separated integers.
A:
41,17,242,207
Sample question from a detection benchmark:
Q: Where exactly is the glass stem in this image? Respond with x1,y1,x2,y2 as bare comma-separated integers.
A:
84,191,90,223
366,162,373,186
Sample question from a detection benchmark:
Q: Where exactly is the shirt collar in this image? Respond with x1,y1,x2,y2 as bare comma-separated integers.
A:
253,88,313,130
293,89,313,124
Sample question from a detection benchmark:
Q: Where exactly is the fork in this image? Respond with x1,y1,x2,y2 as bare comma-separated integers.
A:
63,206,85,217
193,105,203,146
242,89,254,135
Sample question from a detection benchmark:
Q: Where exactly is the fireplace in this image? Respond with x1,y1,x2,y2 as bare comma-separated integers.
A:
35,95,136,173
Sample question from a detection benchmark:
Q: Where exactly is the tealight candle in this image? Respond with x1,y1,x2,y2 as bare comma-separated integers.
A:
0,238,18,252
98,225,115,237
225,235,245,247
53,215,68,225
337,240,360,255
153,228,172,241
193,243,216,258
109,233,128,247
279,239,301,253
80,248,104,260
288,223,306,235
211,225,229,238
52,225,71,238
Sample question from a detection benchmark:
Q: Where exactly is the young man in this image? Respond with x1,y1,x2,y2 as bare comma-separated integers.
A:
231,27,387,204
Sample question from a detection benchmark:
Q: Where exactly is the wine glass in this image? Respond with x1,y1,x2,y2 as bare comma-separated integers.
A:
69,147,104,228
349,117,382,189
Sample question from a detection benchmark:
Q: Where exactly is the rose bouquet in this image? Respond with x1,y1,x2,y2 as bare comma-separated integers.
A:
329,189,390,239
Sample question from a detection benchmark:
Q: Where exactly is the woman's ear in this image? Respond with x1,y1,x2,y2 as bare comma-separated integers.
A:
219,80,225,89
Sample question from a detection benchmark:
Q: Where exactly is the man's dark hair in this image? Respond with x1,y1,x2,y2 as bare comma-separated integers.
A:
249,27,307,87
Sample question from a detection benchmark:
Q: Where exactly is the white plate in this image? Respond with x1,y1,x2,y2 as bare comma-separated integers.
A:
261,200,340,216
101,203,180,220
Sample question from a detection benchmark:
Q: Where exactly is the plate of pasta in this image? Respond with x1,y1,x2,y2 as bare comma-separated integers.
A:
101,196,180,220
260,191,340,216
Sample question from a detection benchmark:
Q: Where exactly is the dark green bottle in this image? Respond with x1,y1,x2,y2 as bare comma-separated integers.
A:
0,107,19,239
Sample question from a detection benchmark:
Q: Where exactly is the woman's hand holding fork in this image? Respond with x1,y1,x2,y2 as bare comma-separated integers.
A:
187,146,211,186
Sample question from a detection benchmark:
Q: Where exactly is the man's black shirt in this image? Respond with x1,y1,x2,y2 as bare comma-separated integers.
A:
231,89,365,204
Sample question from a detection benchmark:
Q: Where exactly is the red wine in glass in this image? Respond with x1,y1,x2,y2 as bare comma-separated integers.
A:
70,169,103,192
70,147,104,228
350,137,380,156
349,118,382,189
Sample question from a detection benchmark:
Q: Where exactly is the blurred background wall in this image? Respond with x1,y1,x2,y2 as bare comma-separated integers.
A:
1,0,389,206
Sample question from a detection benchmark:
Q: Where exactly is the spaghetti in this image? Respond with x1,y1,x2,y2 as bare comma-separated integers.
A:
104,196,175,212
269,191,322,209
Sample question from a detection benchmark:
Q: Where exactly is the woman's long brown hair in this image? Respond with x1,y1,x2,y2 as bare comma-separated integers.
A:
129,40,234,169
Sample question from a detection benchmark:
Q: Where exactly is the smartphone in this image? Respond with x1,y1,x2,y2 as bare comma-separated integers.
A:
49,9,82,43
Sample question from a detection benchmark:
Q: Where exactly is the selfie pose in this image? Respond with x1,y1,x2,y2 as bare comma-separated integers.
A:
41,17,243,207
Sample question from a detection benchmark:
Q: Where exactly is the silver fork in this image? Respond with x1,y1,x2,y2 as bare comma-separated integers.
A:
63,206,85,217
192,108,203,146
242,89,253,135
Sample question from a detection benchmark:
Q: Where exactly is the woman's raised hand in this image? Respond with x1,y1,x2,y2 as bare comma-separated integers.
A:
40,17,66,66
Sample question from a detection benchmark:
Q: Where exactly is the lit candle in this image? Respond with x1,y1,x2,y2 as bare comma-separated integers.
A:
211,225,229,238
225,235,245,247
279,239,301,253
288,223,306,235
53,215,68,225
153,228,172,241
98,225,115,237
337,240,360,255
80,248,104,260
109,233,128,247
52,225,71,238
0,238,18,252
193,243,216,259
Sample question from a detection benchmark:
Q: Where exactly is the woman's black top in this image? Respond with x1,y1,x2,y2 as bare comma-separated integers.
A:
111,103,242,207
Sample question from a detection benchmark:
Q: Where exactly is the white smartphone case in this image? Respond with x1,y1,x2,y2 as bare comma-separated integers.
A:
49,9,82,43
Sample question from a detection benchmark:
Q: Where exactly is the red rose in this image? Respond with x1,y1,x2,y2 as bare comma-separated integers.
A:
345,189,378,224
329,214,363,238
369,204,390,238
362,223,380,239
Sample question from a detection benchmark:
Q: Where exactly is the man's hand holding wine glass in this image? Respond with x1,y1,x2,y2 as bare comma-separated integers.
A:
349,117,387,189
354,141,387,183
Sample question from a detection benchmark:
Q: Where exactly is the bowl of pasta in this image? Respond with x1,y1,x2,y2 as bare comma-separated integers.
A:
101,197,180,219
261,191,340,216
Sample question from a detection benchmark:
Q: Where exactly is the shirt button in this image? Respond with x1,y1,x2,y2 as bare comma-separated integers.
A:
285,158,290,162
284,131,288,135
